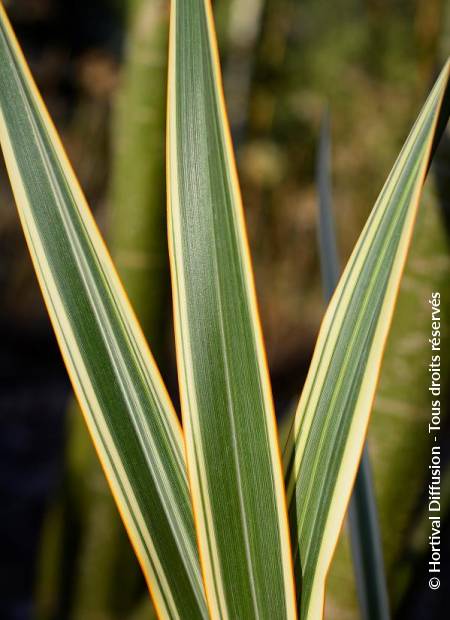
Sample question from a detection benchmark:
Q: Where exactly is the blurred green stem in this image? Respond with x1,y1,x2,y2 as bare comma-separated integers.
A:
110,0,169,340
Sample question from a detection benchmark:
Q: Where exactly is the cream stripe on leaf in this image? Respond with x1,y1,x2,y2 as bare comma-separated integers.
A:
167,1,297,619
0,6,208,619
284,61,450,619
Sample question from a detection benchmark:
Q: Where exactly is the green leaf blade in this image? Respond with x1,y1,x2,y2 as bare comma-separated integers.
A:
167,1,297,618
285,61,450,619
0,7,207,619
316,108,340,299
315,109,390,620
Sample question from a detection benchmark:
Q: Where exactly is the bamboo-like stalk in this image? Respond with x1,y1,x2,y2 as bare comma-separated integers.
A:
109,0,169,341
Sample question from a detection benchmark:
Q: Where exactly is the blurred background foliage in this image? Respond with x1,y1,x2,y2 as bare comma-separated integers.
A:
0,0,449,618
